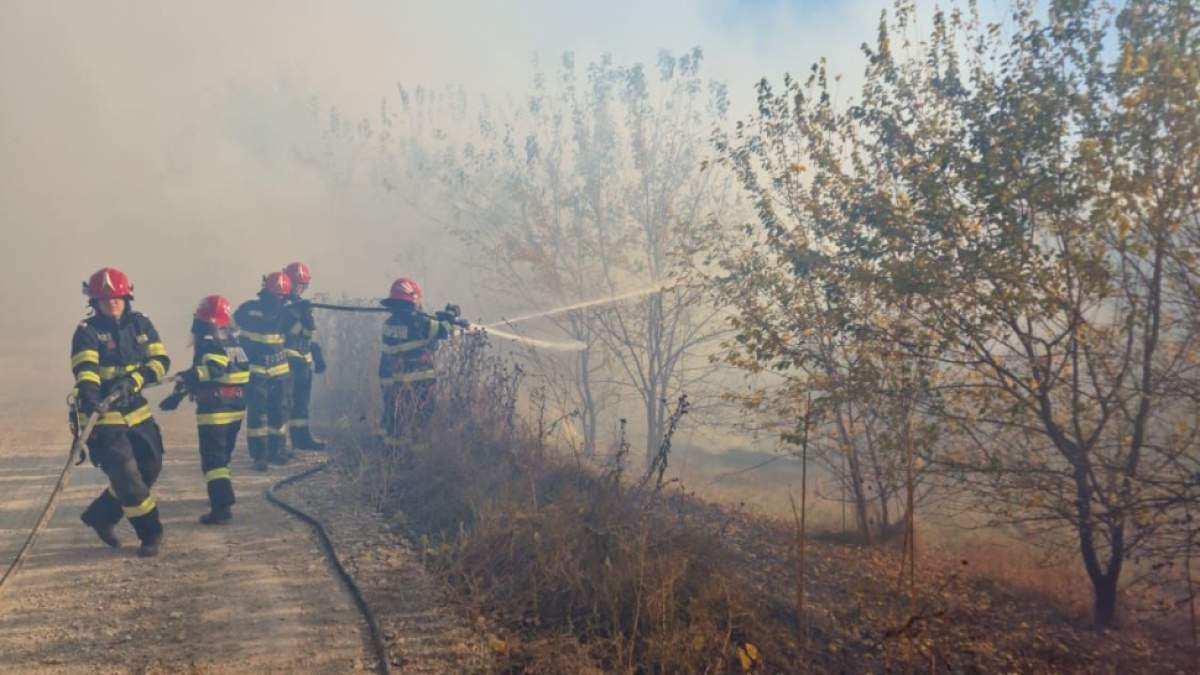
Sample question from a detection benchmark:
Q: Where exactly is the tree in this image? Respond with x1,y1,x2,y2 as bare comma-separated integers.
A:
709,0,1200,627
371,50,736,461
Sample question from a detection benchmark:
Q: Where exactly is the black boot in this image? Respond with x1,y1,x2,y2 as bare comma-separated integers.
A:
81,491,124,548
199,507,233,525
81,515,122,548
268,451,293,466
290,426,327,451
137,535,161,558
129,506,163,559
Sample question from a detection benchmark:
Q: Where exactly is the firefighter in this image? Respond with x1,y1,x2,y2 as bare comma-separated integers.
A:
282,261,327,450
164,295,249,524
71,267,170,558
233,272,294,471
378,278,459,442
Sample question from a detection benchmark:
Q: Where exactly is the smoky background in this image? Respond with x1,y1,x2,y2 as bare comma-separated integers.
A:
0,0,893,415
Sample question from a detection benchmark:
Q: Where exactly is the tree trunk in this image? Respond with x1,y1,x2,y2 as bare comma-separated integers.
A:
833,407,873,544
577,349,597,455
1091,572,1119,627
644,396,660,468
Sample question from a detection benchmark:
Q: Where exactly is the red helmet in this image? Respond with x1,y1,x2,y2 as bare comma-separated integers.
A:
262,271,292,297
83,267,133,300
284,261,311,288
194,295,233,328
388,278,422,304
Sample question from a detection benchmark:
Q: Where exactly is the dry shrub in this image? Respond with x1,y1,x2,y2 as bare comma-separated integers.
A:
322,318,782,672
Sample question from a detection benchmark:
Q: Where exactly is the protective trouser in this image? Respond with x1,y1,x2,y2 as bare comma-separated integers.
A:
381,380,436,442
199,417,242,510
246,373,291,462
80,419,164,544
288,357,314,445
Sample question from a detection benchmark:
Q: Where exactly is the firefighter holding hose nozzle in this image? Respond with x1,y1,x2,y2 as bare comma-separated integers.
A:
379,278,463,444
234,272,295,471
159,295,249,525
282,262,327,450
71,267,170,558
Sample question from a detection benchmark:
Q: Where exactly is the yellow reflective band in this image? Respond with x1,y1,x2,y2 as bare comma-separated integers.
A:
204,467,232,482
146,342,168,357
76,370,102,385
268,425,288,436
382,340,430,354
240,331,285,345
129,371,145,391
91,405,152,427
147,359,167,380
123,405,153,427
218,371,250,385
94,411,125,425
284,348,303,358
122,495,157,518
289,418,308,428
197,410,245,426
246,427,269,438
196,365,211,382
249,362,290,377
395,369,437,383
71,350,100,368
99,364,139,381
201,353,229,367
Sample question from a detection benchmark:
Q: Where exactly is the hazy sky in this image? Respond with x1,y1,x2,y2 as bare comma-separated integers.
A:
0,0,1007,411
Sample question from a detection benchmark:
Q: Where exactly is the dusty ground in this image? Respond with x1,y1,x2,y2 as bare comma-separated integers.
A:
277,468,491,673
0,414,484,674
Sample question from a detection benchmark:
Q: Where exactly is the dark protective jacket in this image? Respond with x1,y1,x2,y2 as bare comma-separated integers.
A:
379,311,453,385
283,298,318,365
184,321,250,425
233,293,294,378
70,309,171,425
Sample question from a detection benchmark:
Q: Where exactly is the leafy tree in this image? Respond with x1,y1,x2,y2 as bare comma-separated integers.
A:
710,0,1200,627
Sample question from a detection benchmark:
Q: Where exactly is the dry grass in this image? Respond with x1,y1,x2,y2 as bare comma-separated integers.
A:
312,309,1199,673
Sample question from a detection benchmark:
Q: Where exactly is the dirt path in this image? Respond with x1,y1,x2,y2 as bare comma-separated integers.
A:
277,468,490,673
0,416,430,673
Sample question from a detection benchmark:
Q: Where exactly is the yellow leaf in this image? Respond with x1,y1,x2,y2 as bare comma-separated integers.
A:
737,643,760,671
488,637,508,654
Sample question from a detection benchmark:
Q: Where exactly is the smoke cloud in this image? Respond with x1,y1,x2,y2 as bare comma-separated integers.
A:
0,0,923,413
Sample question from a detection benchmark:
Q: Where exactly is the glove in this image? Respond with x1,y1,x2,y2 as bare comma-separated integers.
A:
178,367,199,388
158,381,188,411
110,376,137,408
437,304,468,327
311,343,326,374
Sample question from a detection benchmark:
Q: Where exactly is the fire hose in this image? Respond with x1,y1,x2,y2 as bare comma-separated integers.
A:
265,460,394,675
0,387,128,597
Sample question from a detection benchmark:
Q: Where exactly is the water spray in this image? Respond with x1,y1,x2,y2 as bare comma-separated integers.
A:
482,327,586,352
481,282,673,330
309,282,672,353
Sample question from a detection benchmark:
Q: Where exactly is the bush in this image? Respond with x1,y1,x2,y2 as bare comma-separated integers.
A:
318,315,782,672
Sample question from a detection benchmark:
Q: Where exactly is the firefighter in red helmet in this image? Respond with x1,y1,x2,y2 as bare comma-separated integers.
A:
71,267,170,557
159,295,249,524
233,272,295,471
281,262,326,450
378,278,459,443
